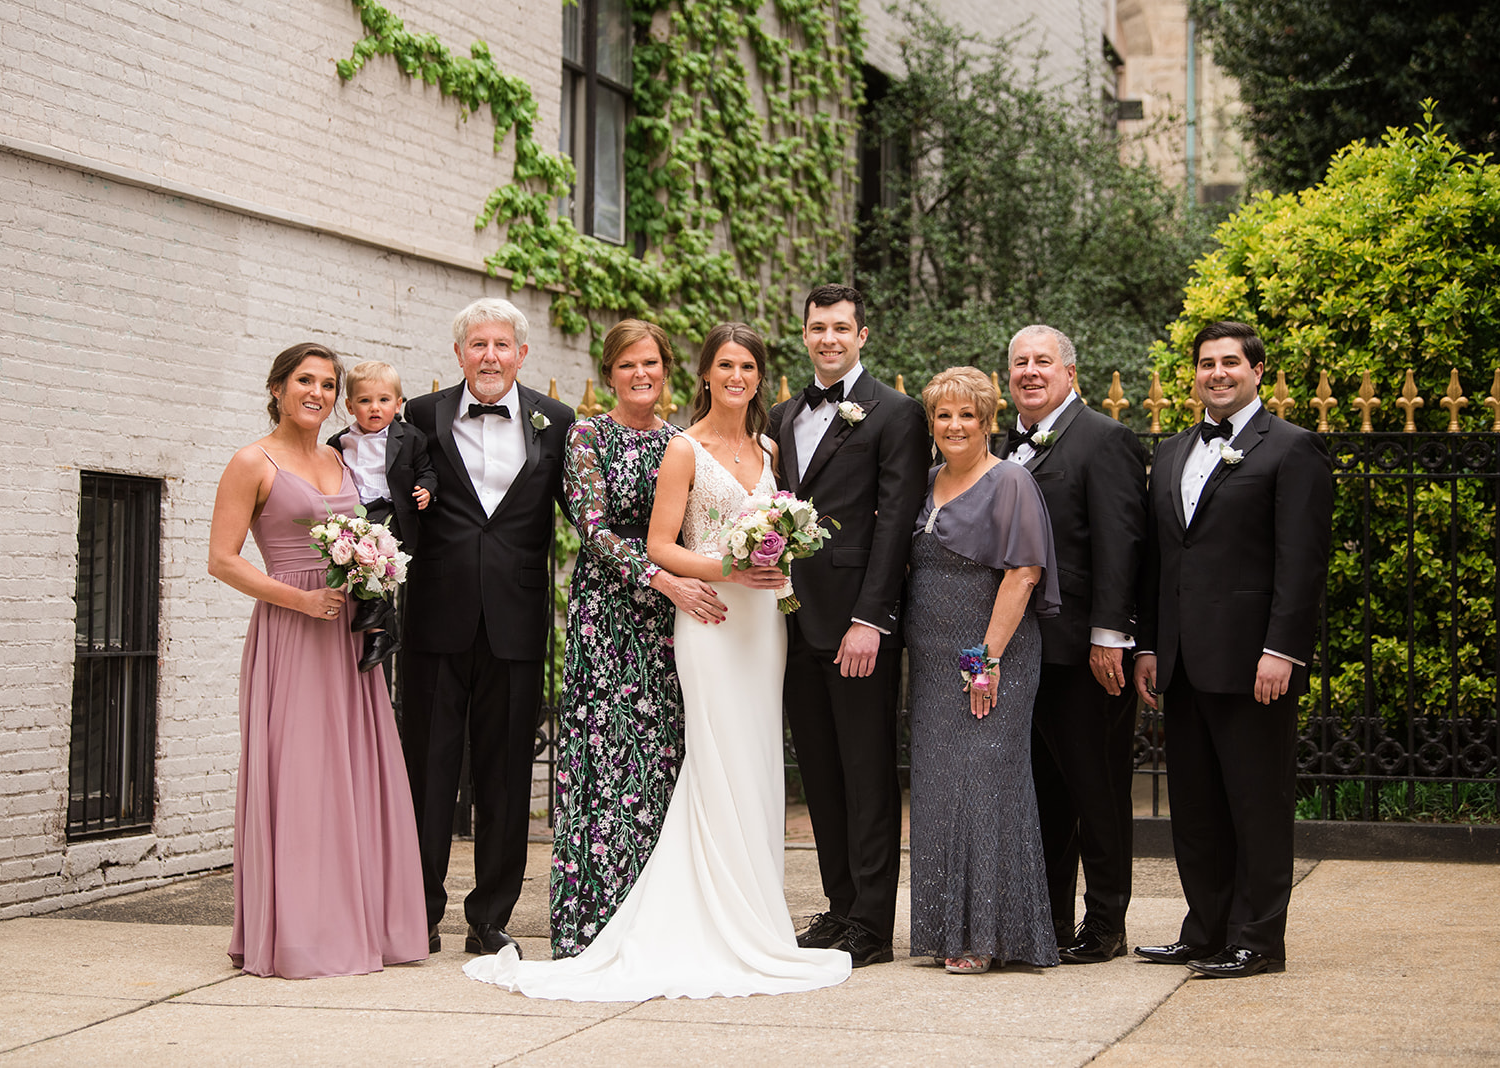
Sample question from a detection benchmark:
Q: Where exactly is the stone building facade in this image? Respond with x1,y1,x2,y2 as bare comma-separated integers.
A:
0,0,1107,915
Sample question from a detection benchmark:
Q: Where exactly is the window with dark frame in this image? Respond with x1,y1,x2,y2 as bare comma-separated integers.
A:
68,472,160,840
561,0,632,245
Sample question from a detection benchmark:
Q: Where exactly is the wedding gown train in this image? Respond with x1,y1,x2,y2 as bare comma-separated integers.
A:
463,435,850,1000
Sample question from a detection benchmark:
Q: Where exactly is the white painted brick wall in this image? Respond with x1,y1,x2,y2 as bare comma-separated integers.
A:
862,0,1102,83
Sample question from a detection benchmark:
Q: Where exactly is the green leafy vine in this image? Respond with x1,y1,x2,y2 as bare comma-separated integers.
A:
337,0,863,354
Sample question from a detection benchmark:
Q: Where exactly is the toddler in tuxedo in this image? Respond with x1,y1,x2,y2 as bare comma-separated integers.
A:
329,361,437,673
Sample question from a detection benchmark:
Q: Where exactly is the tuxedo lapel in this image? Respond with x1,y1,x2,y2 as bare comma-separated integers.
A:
1164,433,1189,532
485,385,543,525
1023,399,1086,474
384,419,406,479
799,375,880,489
1191,406,1271,525
435,387,483,510
780,394,808,495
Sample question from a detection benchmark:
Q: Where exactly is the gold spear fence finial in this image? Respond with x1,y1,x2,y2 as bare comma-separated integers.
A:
1484,368,1500,432
576,378,605,419
1396,369,1424,432
1267,370,1296,419
548,378,560,400
894,374,906,395
1102,372,1129,421
1440,368,1469,432
1310,371,1337,432
1143,372,1170,433
656,390,679,422
776,376,791,404
1352,370,1382,432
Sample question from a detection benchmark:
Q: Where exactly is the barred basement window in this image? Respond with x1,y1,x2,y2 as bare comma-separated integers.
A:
561,0,632,244
68,472,160,840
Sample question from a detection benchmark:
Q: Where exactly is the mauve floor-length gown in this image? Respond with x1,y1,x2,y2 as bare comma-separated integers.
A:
230,457,428,978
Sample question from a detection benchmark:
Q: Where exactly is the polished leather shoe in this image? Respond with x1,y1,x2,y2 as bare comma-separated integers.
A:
1185,945,1285,978
428,925,441,953
1134,941,1218,964
350,595,391,633
358,629,400,673
796,912,850,950
1059,922,1128,964
465,923,522,957
835,925,894,968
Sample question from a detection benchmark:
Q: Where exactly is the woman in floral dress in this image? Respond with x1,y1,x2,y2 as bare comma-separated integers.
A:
551,320,729,957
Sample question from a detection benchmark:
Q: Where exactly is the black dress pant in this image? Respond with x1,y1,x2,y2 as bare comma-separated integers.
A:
400,615,542,930
1031,662,1137,939
784,622,903,943
1163,667,1298,959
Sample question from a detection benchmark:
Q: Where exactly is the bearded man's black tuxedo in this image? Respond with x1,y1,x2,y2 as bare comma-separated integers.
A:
401,381,574,932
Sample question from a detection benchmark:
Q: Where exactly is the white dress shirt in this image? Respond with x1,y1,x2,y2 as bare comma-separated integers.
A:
340,423,391,504
452,383,526,517
792,363,863,482
1180,397,1260,525
1008,391,1131,650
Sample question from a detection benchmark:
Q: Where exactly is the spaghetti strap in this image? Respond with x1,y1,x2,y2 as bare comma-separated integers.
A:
257,446,281,470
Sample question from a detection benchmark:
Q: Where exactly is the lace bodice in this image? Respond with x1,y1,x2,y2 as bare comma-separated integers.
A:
681,434,777,557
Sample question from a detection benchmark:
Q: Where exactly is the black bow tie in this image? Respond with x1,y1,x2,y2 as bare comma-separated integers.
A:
468,402,511,420
804,380,845,408
1199,420,1234,444
1007,425,1038,451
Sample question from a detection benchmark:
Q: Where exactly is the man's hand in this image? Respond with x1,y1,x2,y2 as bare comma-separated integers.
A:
1254,653,1294,705
834,622,881,678
1133,653,1158,710
413,486,432,510
1089,644,1126,697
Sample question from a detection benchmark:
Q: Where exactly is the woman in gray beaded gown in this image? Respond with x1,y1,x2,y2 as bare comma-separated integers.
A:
905,366,1062,975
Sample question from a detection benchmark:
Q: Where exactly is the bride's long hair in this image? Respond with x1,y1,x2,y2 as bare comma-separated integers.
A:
689,323,771,449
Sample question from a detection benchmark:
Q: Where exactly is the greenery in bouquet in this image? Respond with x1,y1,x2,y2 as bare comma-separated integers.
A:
713,492,839,614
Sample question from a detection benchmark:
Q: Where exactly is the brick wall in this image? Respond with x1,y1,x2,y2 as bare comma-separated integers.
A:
862,0,1102,84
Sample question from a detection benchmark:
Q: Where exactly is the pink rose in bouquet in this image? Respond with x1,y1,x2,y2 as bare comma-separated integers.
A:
353,537,380,567
749,530,787,567
329,537,355,566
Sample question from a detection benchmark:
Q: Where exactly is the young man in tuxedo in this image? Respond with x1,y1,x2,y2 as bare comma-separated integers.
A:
1000,325,1147,964
400,298,575,957
768,284,929,966
1132,321,1333,978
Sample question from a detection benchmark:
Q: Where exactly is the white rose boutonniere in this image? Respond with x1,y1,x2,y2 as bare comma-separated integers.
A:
1031,428,1057,448
530,410,551,431
837,400,866,425
1218,443,1243,464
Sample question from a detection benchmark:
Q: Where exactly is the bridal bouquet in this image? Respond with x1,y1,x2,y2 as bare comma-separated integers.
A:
714,491,837,614
301,507,410,600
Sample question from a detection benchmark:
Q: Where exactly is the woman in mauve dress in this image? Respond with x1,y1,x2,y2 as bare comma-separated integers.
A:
208,341,428,979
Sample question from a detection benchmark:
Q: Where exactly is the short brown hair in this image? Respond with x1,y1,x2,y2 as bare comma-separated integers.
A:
921,366,998,431
345,360,403,399
599,320,676,382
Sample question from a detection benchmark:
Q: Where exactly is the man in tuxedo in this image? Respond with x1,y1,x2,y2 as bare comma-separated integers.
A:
1000,325,1147,964
769,284,929,967
1132,321,1332,978
401,297,575,956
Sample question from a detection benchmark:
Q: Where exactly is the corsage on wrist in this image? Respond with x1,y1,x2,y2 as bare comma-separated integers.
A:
959,644,1000,692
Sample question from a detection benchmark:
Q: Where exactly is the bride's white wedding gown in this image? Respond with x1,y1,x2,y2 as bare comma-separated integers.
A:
464,435,851,1000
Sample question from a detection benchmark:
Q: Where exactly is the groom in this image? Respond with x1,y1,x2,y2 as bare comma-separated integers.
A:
769,284,929,966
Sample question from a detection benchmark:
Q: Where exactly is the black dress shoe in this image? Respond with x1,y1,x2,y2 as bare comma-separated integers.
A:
1134,940,1218,964
428,925,441,953
358,629,400,673
834,925,894,968
796,912,850,950
1185,945,1285,978
1059,922,1128,964
465,923,522,957
350,595,391,633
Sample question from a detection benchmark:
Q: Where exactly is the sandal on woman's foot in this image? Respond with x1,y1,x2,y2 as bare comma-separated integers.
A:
944,953,992,974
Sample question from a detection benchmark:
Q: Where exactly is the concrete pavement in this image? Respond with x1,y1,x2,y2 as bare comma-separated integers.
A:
1,842,1496,1065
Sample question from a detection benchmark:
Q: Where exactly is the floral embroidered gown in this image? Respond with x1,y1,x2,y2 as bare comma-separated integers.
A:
551,415,685,957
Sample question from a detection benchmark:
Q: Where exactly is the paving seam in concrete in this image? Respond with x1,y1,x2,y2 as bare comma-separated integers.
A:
0,972,243,1057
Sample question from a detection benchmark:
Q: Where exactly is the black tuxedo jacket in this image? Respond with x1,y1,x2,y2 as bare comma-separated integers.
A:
327,416,439,557
769,371,930,650
401,382,575,660
998,401,1148,666
1138,405,1333,695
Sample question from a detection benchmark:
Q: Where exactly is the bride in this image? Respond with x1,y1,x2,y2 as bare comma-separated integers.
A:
463,323,852,1000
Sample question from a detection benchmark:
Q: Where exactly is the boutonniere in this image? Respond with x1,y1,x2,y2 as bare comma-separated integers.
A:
530,410,551,432
1031,428,1057,448
1218,443,1243,464
837,400,866,425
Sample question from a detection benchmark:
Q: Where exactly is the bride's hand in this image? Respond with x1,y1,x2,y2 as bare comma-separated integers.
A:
654,573,727,624
727,564,786,590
